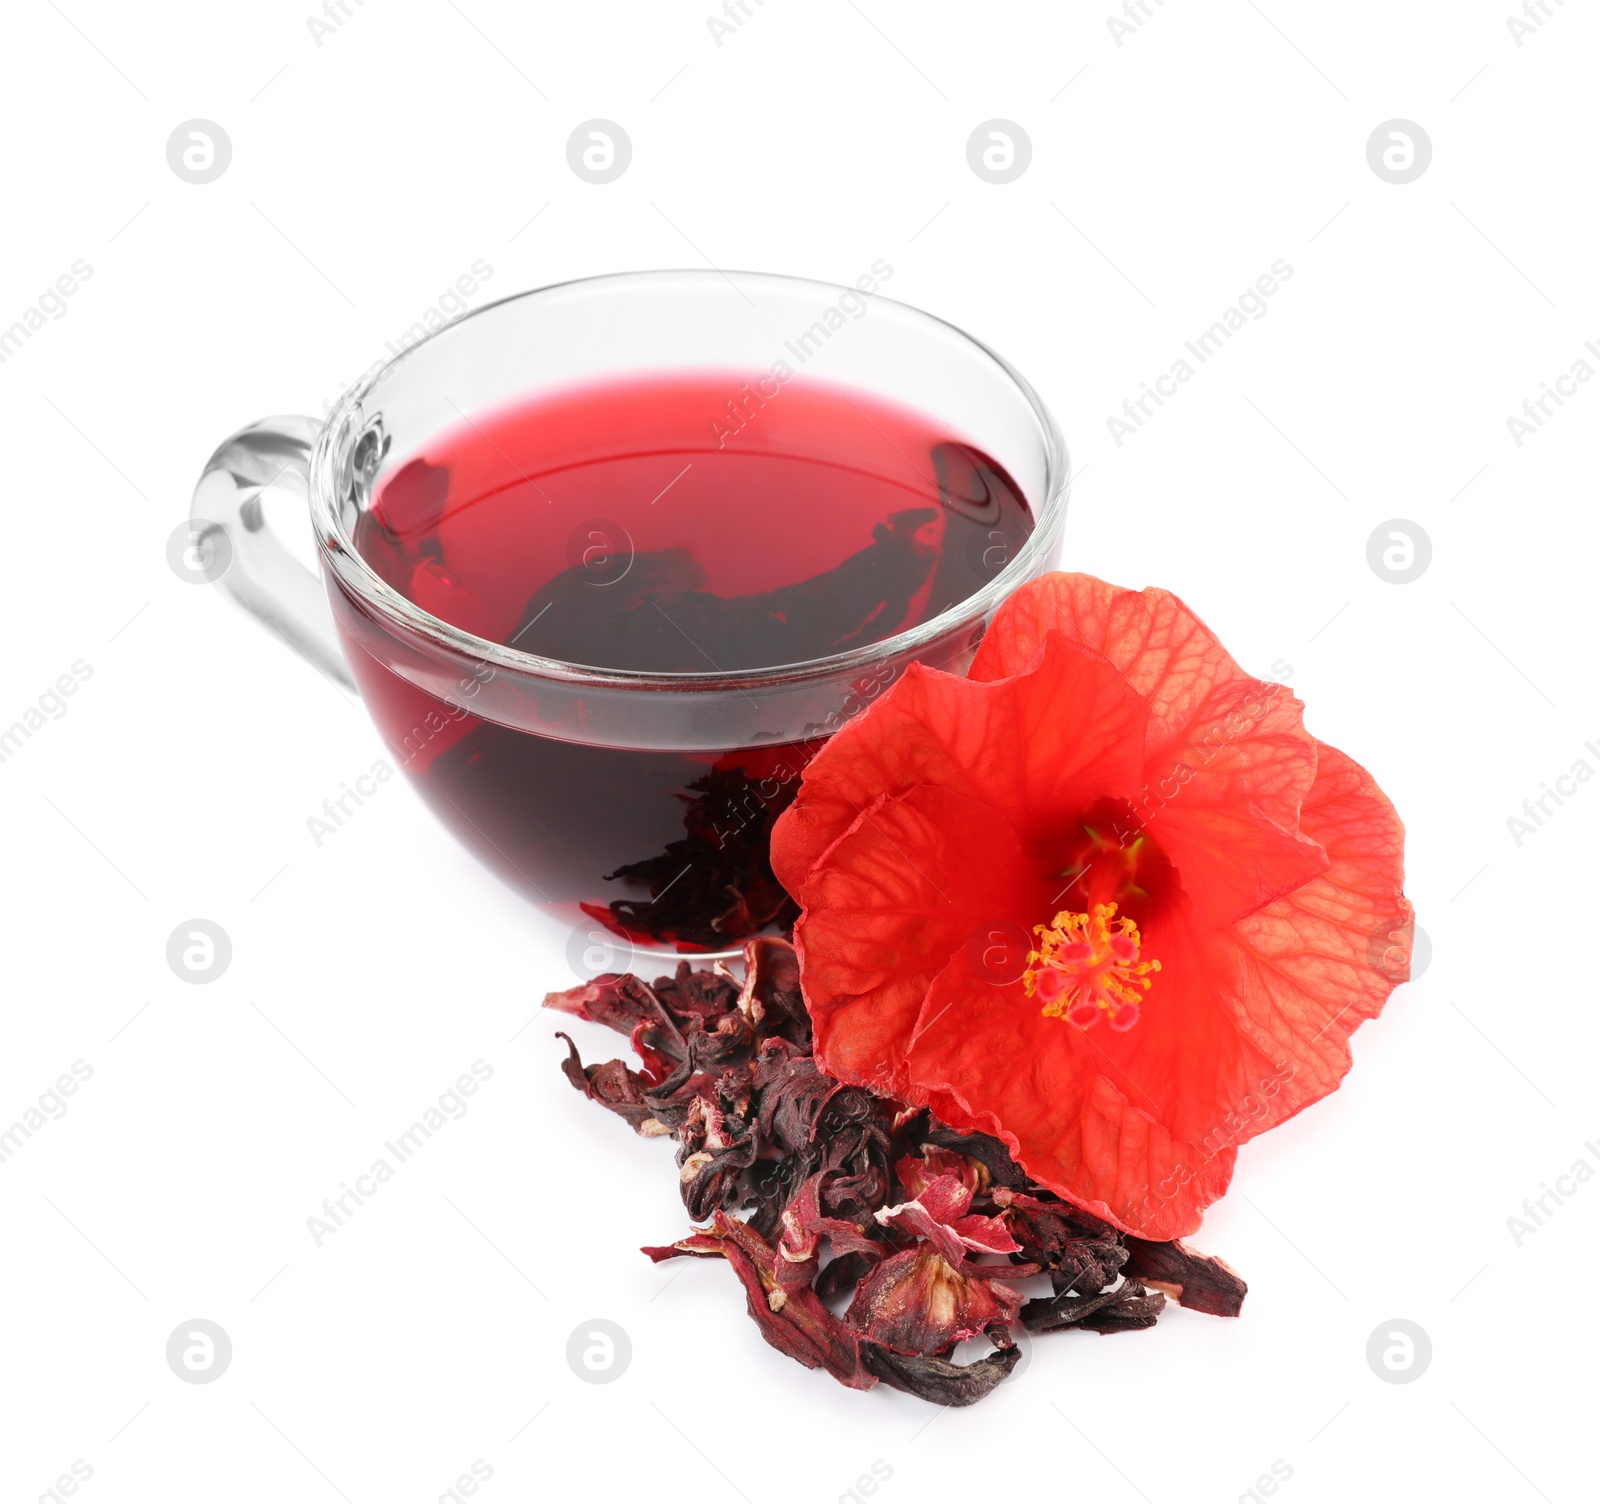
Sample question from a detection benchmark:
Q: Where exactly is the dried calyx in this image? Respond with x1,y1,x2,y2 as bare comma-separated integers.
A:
549,937,1246,1407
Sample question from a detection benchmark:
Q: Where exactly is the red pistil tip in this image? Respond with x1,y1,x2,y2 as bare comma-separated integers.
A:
1023,902,1160,1030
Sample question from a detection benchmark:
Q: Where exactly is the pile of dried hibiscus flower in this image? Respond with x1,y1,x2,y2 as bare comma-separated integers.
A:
550,937,1247,1407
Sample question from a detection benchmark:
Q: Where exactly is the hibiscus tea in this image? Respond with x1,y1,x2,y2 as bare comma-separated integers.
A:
329,372,1034,951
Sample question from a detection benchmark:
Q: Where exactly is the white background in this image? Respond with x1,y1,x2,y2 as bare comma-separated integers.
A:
1,2,1595,1501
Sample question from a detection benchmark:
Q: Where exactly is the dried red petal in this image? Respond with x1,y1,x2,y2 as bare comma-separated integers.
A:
547,972,675,1036
905,1172,972,1224
860,1339,1020,1406
1122,1237,1248,1317
778,1172,887,1267
1023,1276,1166,1335
642,1231,725,1262
697,1212,875,1388
554,1033,660,1133
874,1172,1022,1268
946,1213,1025,1257
732,937,812,1050
896,1146,985,1200
845,1246,1023,1356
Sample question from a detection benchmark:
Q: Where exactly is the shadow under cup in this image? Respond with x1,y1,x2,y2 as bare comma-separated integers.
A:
308,272,1069,959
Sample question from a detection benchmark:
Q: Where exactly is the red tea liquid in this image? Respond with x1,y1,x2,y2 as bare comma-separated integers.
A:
333,373,1033,950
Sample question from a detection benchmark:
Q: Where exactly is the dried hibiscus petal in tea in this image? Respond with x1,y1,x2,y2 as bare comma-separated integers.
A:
548,937,1245,1407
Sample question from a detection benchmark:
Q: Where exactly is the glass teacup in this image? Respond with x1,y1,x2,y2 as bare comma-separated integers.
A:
189,271,1068,958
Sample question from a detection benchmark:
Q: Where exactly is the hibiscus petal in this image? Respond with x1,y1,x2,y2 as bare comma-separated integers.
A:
896,1146,984,1200
697,1211,876,1388
946,1214,1025,1256
845,1247,1023,1356
792,784,1041,1099
772,634,1150,898
860,1340,1021,1406
874,1197,973,1266
1103,895,1288,1150
1217,741,1412,1131
898,949,1236,1240
910,1171,973,1224
1152,795,1327,927
974,574,1327,926
1063,743,1408,1190
971,574,1279,771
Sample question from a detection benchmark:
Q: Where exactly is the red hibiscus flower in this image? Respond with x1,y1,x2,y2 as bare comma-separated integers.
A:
770,572,1412,1241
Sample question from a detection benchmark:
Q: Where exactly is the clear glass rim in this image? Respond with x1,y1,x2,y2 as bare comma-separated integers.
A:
309,268,1070,691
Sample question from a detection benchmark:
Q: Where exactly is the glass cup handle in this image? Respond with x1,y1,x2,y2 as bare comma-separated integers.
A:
189,414,357,691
